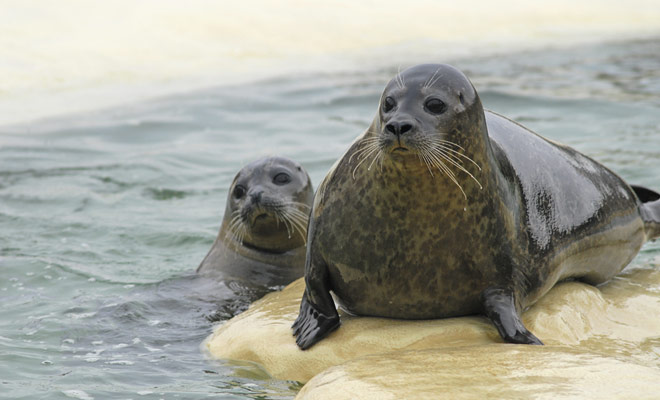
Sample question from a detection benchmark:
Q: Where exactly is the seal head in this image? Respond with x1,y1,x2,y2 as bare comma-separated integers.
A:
354,64,486,198
198,156,313,288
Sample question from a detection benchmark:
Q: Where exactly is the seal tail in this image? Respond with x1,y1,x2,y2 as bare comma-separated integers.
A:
631,185,660,241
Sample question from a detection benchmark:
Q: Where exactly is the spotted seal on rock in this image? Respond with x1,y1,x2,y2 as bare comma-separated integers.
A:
198,156,314,288
292,64,660,349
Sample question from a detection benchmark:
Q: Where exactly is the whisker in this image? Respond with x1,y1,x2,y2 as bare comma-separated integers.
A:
367,148,383,171
423,67,442,89
433,144,473,168
271,202,311,244
349,142,381,161
227,211,245,241
286,213,308,230
276,209,293,239
427,71,444,89
427,137,466,150
228,216,240,232
418,152,435,177
430,140,482,170
231,215,247,244
422,146,468,200
429,147,483,190
419,134,483,187
437,164,467,200
396,65,405,89
285,211,308,243
287,212,311,229
348,139,381,163
352,143,381,163
286,207,310,219
238,224,248,245
284,208,309,243
352,145,382,179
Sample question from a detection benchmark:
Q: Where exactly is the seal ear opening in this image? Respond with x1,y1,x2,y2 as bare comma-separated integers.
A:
630,185,660,203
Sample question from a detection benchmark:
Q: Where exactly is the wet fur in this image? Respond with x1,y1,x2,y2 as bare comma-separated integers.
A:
293,64,659,349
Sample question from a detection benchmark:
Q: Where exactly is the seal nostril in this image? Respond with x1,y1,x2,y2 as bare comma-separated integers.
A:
385,121,413,136
250,191,263,204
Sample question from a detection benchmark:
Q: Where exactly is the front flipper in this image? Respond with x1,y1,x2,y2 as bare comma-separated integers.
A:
482,287,543,345
292,292,340,350
292,254,340,350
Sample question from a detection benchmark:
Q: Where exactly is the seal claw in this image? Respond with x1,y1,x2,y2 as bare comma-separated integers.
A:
292,295,340,350
482,287,543,346
507,329,544,346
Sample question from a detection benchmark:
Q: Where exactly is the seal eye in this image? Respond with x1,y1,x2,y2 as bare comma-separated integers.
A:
233,185,246,198
424,98,447,115
273,173,291,185
383,97,396,113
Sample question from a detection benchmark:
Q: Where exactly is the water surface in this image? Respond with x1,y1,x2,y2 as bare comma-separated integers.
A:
1,37,659,399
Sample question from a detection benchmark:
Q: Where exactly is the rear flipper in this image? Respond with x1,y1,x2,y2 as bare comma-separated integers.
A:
631,185,660,240
482,287,543,345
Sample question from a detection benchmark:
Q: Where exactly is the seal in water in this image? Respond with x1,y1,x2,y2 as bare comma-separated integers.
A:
292,64,660,350
198,156,314,288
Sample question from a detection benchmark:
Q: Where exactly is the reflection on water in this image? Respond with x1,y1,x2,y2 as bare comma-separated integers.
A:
0,37,659,398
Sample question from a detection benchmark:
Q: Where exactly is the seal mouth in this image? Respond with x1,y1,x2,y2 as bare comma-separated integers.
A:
255,213,268,221
249,212,271,226
241,208,272,227
387,136,412,154
389,144,412,155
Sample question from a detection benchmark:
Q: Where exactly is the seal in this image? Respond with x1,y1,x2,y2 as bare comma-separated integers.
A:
292,64,660,350
197,156,314,288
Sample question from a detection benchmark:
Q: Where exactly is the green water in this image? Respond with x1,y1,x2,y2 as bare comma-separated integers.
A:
1,38,659,399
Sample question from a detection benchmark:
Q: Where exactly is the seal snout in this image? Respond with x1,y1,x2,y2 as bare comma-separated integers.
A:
385,120,414,136
249,190,263,205
382,118,418,153
243,193,276,226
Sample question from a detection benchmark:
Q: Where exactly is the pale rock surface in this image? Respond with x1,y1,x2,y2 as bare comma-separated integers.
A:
204,265,660,398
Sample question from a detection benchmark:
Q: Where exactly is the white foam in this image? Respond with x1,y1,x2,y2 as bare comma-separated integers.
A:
106,360,135,365
62,390,94,400
3,0,657,126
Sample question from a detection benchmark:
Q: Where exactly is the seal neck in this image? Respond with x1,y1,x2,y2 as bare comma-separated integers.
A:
218,219,304,255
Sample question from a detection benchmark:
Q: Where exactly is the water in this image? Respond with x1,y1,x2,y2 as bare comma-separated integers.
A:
2,0,660,126
1,33,660,399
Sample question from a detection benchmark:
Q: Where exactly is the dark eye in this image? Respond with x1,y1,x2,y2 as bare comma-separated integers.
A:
424,98,446,114
382,96,396,113
233,185,246,198
273,173,291,185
